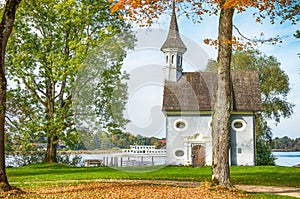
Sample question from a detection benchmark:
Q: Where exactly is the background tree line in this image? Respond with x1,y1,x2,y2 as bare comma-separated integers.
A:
76,132,166,150
5,131,166,167
272,136,300,151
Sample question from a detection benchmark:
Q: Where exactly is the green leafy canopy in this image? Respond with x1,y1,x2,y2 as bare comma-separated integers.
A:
6,0,134,159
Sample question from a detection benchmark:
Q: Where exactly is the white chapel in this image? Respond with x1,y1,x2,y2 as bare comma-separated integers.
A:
161,7,262,166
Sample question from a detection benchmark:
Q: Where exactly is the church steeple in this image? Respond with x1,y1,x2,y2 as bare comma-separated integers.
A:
161,2,187,82
161,3,187,53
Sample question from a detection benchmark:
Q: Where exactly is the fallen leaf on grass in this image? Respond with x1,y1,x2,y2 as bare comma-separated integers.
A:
3,181,248,199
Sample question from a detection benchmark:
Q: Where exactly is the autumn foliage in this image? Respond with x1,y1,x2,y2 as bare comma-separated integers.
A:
1,181,248,199
110,0,299,45
110,0,299,24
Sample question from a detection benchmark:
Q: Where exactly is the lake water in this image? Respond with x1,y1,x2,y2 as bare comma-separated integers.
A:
6,151,300,167
273,151,300,166
80,152,300,167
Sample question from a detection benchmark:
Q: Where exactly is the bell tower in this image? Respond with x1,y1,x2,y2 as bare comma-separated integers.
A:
161,3,187,82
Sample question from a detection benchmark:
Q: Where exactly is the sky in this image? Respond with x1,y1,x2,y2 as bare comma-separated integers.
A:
122,8,300,139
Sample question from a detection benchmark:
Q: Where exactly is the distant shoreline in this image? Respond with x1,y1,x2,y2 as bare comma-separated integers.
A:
272,149,300,152
58,150,121,154
58,149,300,154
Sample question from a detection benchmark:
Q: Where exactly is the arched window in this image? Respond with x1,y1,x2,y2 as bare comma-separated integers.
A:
171,54,175,64
166,55,169,64
177,55,181,66
180,55,182,66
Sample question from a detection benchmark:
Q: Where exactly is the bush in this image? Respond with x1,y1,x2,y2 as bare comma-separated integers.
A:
6,147,84,167
57,153,84,167
256,140,276,165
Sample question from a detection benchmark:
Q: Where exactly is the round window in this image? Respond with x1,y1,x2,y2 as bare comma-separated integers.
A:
231,119,246,131
175,150,184,157
234,121,243,129
174,119,187,131
176,121,185,129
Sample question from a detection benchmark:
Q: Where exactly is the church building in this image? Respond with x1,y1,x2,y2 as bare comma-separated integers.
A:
161,8,262,166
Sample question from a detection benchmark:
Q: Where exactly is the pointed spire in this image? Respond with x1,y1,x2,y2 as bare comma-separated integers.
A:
161,2,187,53
169,1,179,37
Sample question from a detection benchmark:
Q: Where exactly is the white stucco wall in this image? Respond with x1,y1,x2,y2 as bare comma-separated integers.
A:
166,113,255,166
230,115,255,166
166,114,212,165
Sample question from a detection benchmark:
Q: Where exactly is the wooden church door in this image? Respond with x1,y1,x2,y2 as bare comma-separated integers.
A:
192,145,206,167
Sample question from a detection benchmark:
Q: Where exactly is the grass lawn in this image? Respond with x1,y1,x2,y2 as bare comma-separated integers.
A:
7,163,300,187
5,163,300,199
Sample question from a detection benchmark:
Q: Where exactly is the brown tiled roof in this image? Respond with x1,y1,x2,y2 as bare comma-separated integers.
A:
162,70,262,112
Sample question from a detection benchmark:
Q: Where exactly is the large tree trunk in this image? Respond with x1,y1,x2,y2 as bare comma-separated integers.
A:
0,0,21,191
44,135,58,163
211,6,234,186
44,76,58,163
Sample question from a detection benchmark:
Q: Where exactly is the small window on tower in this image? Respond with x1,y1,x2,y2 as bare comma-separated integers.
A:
166,55,169,64
171,54,175,64
180,56,182,66
177,55,181,66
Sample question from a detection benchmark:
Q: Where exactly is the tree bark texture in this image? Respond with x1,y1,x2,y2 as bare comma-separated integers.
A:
211,6,234,187
43,75,71,162
0,0,21,191
44,135,58,163
44,76,58,163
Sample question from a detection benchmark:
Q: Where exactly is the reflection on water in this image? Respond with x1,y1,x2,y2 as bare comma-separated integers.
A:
273,152,300,166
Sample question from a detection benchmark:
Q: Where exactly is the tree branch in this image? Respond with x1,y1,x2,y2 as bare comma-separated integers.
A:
5,115,17,128
22,77,47,107
233,24,286,44
32,77,46,96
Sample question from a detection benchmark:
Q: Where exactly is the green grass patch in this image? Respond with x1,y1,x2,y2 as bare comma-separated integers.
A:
7,163,300,187
7,163,211,183
5,164,300,199
230,166,300,187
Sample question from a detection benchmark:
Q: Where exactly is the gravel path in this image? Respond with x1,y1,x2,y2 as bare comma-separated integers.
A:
236,185,300,198
109,180,300,198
